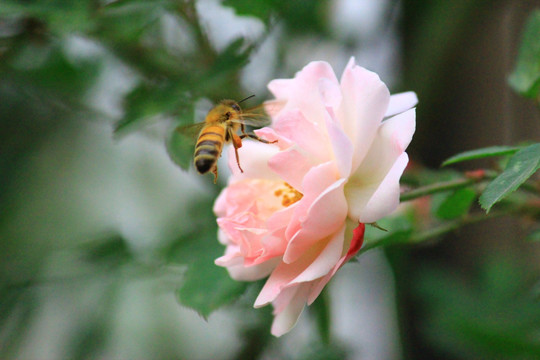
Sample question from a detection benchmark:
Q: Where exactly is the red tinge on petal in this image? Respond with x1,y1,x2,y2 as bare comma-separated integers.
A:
346,223,365,259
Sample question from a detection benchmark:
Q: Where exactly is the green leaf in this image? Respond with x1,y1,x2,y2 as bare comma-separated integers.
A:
479,143,540,212
0,0,97,35
164,197,221,265
441,146,520,167
115,84,191,135
361,216,413,254
166,125,196,171
527,228,540,242
80,234,133,267
168,200,249,318
223,0,274,23
508,10,540,98
435,188,477,220
177,257,248,319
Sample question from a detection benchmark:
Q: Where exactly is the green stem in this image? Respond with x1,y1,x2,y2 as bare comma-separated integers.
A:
400,178,476,202
312,289,332,344
401,170,540,203
365,211,506,252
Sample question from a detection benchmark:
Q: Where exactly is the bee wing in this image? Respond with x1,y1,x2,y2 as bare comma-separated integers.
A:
231,116,272,128
167,122,205,171
231,104,273,128
174,122,206,140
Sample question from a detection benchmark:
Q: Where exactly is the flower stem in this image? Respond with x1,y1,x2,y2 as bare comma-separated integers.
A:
400,170,540,203
312,289,332,344
400,178,475,202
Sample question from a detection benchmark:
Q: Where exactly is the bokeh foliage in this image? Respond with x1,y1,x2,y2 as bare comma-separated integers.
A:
1,0,539,359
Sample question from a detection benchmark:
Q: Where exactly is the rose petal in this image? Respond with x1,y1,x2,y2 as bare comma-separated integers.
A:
325,112,353,178
284,178,347,263
307,222,365,304
351,108,415,181
268,147,315,191
269,61,339,128
289,224,346,283
318,77,342,109
216,247,279,281
346,108,415,221
228,141,280,181
338,57,390,170
255,238,328,307
270,284,310,337
254,127,292,150
217,229,229,245
360,153,409,223
272,109,331,163
385,91,418,117
284,161,341,241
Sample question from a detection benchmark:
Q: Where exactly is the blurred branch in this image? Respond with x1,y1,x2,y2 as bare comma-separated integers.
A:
400,177,476,202
2,260,175,291
361,210,506,254
176,0,216,65
400,169,540,202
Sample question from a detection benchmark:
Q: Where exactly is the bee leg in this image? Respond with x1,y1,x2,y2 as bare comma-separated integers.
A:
231,132,244,173
212,165,218,184
240,133,278,144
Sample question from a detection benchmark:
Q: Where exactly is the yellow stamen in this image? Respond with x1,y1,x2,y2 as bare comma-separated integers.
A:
274,183,303,207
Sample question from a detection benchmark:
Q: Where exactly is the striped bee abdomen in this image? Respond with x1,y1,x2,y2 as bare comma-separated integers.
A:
194,125,225,174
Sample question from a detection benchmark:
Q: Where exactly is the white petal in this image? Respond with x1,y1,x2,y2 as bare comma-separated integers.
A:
269,61,339,128
354,108,415,180
338,58,390,170
228,141,280,181
385,91,418,117
359,153,409,223
325,113,353,178
289,225,345,283
270,285,310,337
346,109,415,221
216,248,279,281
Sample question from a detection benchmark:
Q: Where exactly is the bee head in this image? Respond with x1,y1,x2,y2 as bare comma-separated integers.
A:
218,99,242,120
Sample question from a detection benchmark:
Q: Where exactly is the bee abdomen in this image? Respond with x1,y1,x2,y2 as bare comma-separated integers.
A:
194,156,215,174
194,140,221,174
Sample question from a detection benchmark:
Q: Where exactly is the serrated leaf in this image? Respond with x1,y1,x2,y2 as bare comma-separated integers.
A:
479,143,540,212
441,146,520,167
435,188,476,220
177,258,248,319
508,10,540,98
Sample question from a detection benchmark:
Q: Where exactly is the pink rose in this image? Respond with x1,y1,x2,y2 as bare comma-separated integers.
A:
214,58,416,336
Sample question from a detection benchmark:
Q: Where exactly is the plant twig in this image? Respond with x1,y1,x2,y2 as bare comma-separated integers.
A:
400,178,476,202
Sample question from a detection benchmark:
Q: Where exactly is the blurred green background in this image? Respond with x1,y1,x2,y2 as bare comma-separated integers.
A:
1,0,539,359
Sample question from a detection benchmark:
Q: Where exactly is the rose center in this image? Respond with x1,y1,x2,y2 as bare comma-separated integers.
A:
274,183,303,207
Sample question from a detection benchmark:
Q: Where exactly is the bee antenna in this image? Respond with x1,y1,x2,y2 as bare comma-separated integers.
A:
238,94,255,104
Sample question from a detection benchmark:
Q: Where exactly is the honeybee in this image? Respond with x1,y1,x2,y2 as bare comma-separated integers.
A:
176,96,276,183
